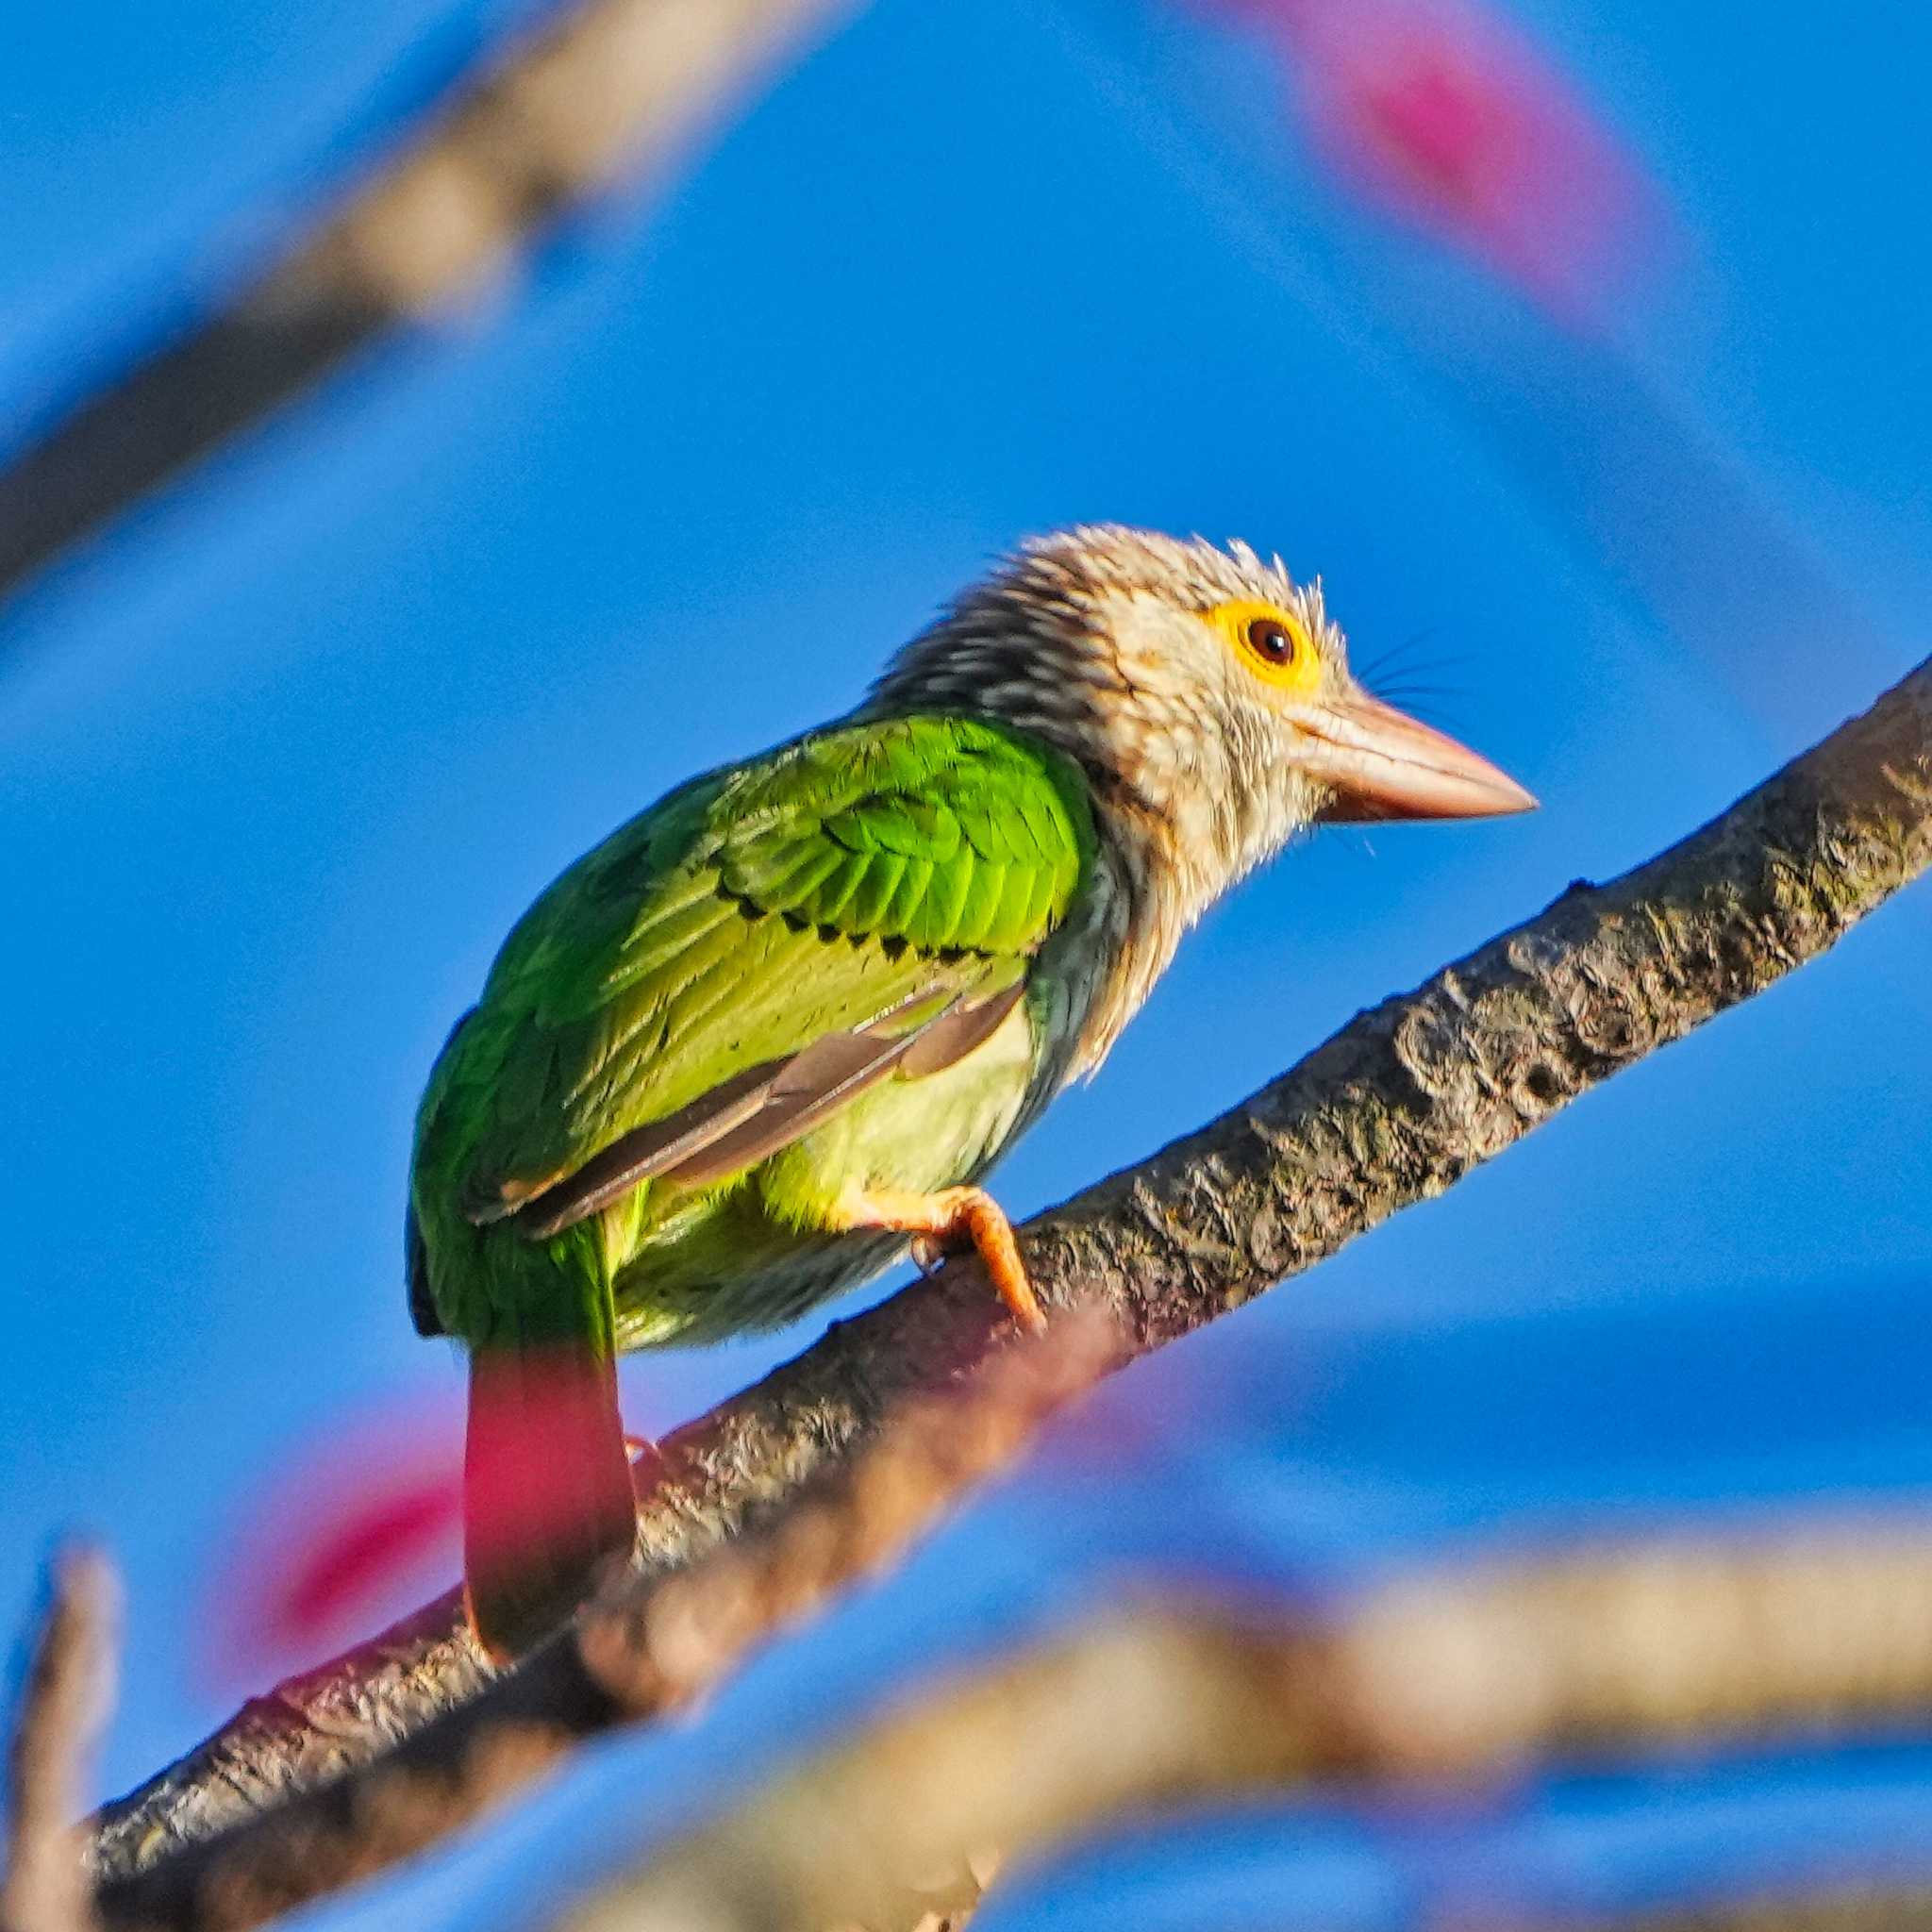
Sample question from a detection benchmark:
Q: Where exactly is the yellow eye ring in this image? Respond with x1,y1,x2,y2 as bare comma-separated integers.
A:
1209,599,1320,694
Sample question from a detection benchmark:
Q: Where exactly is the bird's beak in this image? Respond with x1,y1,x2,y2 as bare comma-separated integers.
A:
1301,691,1538,823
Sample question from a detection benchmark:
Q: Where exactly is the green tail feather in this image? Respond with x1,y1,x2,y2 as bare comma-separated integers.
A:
461,1266,636,1662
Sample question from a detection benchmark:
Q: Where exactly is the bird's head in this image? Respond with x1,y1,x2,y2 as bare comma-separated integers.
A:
870,525,1534,900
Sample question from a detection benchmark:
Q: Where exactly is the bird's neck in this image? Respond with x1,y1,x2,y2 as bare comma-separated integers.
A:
1068,785,1243,1076
1069,729,1308,1075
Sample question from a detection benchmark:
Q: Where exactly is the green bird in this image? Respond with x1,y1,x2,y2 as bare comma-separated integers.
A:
408,525,1534,1658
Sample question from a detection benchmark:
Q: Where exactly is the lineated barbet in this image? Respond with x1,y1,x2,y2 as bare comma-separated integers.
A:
408,525,1535,1658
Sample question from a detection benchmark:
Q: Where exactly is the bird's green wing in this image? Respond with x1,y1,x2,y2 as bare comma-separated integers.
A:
412,715,1094,1311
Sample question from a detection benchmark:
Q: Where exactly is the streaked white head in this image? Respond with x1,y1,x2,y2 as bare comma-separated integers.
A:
869,524,1534,1065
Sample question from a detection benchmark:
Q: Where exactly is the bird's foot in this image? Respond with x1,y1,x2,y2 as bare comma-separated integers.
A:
832,1182,1047,1334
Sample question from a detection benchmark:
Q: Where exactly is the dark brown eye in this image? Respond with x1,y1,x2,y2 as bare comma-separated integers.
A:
1245,616,1295,663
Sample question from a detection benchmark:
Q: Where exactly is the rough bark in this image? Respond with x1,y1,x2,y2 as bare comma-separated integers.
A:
0,0,853,617
91,655,1932,1924
558,1521,1932,1932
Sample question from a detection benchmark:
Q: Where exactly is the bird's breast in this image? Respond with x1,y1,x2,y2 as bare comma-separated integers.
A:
608,995,1048,1348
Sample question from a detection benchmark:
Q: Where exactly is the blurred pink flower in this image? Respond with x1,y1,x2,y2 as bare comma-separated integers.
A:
208,1363,661,1681
208,1396,464,1684
1195,0,1658,324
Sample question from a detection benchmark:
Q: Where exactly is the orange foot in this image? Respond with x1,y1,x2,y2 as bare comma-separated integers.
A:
832,1182,1047,1334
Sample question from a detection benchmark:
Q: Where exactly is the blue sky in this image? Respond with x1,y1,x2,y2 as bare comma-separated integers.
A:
4,0,1930,1921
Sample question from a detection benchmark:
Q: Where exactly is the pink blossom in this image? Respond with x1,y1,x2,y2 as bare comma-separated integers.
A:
208,1395,464,1681
1196,0,1658,324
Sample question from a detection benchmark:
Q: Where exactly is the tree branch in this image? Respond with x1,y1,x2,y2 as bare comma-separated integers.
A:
557,1519,1932,1932
4,1548,120,1932
0,0,853,622
96,1323,1120,1932
92,655,1932,1922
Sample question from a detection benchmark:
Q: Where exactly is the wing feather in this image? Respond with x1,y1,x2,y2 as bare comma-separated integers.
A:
646,1012,939,1191
896,978,1026,1080
845,850,908,930
507,1059,783,1238
415,717,1096,1312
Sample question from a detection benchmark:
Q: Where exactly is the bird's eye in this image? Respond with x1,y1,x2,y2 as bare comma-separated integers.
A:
1213,598,1321,692
1245,616,1296,664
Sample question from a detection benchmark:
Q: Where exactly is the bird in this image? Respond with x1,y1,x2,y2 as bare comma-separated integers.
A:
408,524,1535,1659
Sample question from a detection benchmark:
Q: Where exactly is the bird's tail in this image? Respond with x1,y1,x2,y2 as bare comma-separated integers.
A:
461,1274,636,1663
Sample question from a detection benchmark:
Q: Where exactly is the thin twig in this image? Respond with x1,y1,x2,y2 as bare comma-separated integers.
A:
0,0,854,621
3,1547,121,1932
91,654,1932,1921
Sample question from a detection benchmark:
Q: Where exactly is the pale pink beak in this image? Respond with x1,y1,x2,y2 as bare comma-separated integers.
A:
1302,691,1538,823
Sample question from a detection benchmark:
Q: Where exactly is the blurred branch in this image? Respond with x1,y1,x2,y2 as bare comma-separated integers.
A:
558,1520,1932,1932
1578,1893,1932,1932
94,1324,1119,1932
0,0,855,622
3,1548,120,1932
92,653,1932,1923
